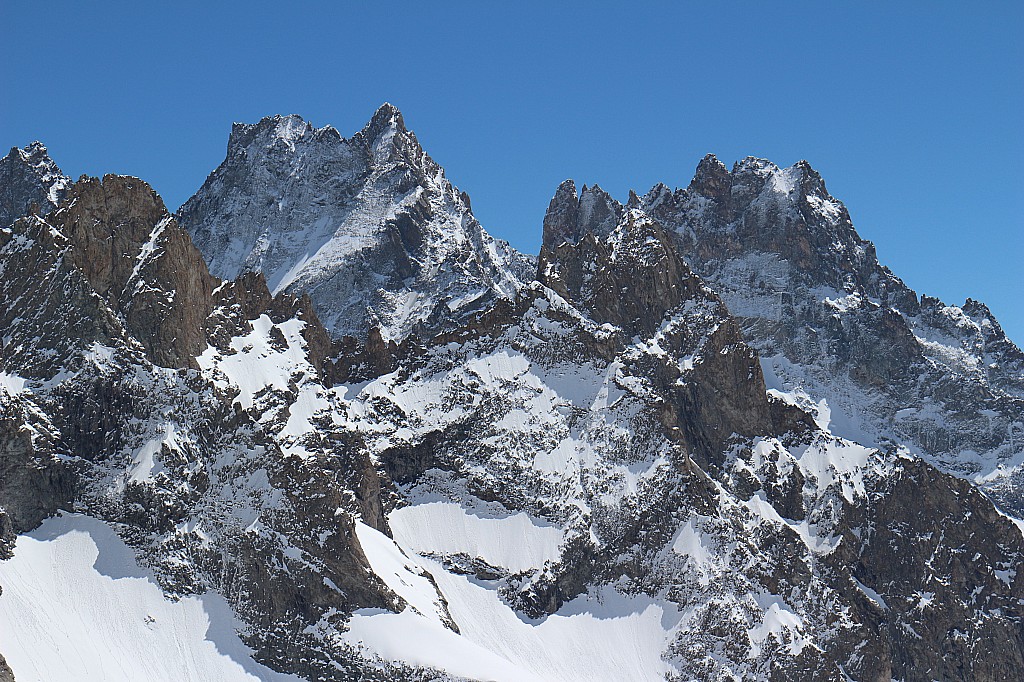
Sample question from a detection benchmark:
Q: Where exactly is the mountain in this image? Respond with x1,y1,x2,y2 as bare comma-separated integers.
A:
539,158,1024,511
0,174,405,680
1,113,1023,682
631,155,1024,512
0,142,70,227
177,105,531,341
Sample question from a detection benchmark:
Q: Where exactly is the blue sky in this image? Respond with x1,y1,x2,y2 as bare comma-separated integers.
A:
3,1,1021,343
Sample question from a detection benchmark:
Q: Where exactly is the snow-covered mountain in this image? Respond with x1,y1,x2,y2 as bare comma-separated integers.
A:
177,105,531,341
2,117,1023,682
632,155,1024,511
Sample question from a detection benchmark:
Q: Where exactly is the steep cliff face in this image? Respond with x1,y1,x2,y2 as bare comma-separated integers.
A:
178,105,531,341
49,176,218,369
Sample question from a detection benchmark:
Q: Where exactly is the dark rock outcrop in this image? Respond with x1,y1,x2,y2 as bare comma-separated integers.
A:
0,398,74,557
48,175,217,369
0,651,14,682
539,183,809,465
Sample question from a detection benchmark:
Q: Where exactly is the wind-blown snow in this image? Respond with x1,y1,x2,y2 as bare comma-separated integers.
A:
344,607,543,682
348,526,675,682
341,496,679,682
0,514,300,682
421,560,674,682
352,522,449,625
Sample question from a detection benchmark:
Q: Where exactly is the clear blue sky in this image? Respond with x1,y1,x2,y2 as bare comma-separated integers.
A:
3,1,1021,343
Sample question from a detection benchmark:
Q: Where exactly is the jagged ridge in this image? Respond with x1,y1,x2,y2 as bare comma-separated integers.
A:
0,123,1022,682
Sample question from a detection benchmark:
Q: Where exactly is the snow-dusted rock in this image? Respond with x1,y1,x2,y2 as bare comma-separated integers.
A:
0,142,70,227
2,128,1023,682
178,105,532,341
637,156,1024,511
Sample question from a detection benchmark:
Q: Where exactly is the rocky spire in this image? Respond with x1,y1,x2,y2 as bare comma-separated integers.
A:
540,180,624,251
0,142,70,226
541,179,580,249
687,153,730,199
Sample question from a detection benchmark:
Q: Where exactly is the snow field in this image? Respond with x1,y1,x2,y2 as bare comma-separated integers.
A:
0,514,299,682
388,501,564,574
347,517,676,681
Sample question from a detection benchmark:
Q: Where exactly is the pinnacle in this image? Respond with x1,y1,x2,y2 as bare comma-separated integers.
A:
363,102,407,140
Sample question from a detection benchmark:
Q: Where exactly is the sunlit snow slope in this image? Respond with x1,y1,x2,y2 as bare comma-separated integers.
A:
0,514,300,682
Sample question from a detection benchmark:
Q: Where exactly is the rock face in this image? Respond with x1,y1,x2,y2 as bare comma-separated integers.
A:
0,142,69,227
1,130,1023,682
0,652,13,682
50,176,218,369
0,395,74,556
178,105,532,341
538,181,806,465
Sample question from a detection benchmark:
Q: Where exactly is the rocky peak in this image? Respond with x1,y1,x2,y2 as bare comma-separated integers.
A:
48,175,217,368
351,102,431,171
178,105,529,341
731,155,780,178
359,102,407,144
226,114,320,156
640,181,673,213
634,154,1024,509
578,184,622,236
961,297,995,320
642,155,888,295
0,141,71,226
16,141,54,167
57,175,170,285
791,159,829,199
541,178,580,249
688,153,730,199
540,179,624,250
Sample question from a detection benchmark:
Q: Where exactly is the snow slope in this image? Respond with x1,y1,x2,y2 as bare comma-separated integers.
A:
345,520,676,682
0,514,300,682
389,501,564,574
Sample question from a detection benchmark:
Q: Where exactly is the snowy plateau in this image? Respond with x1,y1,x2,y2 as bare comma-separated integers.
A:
0,105,1023,682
